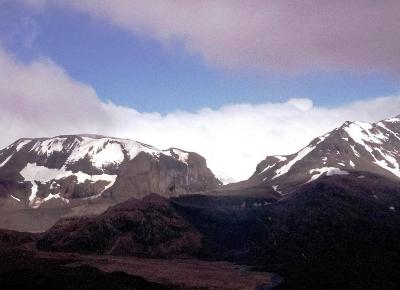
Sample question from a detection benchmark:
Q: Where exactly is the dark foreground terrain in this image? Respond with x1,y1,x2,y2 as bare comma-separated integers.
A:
0,230,273,290
0,230,172,290
216,176,400,289
173,173,400,290
0,248,173,290
1,173,400,290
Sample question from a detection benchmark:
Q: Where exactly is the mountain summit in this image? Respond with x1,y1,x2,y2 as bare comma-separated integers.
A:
236,115,400,194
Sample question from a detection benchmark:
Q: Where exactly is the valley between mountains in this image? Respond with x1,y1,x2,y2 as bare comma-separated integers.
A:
1,116,400,289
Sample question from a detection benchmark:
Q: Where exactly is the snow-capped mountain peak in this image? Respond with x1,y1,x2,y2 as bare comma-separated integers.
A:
242,115,400,194
0,135,220,208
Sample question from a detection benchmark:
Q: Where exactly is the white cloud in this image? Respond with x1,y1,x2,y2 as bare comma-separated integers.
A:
1,47,400,182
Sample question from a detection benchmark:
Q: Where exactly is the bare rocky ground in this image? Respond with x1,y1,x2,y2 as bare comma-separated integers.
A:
0,242,273,290
37,251,272,290
0,247,172,290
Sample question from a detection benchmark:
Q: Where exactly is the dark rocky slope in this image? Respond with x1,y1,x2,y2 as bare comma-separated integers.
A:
174,172,400,289
38,194,202,258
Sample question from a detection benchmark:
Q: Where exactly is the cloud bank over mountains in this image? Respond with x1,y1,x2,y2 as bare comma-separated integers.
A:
22,0,400,73
1,46,400,181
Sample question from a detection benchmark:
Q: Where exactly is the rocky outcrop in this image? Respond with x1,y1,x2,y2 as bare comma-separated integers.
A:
37,194,202,258
106,149,221,202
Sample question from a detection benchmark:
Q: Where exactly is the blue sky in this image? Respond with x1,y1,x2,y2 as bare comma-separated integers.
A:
1,1,398,113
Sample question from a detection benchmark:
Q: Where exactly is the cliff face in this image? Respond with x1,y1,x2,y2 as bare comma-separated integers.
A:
107,150,220,202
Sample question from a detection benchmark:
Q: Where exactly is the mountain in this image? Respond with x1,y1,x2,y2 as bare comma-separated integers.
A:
0,135,220,231
0,134,220,208
233,115,400,194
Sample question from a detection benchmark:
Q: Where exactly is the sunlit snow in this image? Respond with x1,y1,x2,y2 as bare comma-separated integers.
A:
20,162,117,208
306,167,349,183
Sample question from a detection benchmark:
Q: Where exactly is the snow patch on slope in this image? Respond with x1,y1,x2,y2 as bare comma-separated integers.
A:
28,136,163,171
28,181,38,207
21,163,117,184
20,163,117,208
344,122,385,145
91,142,125,167
260,164,276,175
20,136,191,174
344,121,400,178
66,138,124,167
274,155,287,162
306,167,349,183
0,154,13,168
122,140,160,159
16,139,31,151
10,195,21,202
272,185,282,194
273,136,326,180
373,148,400,178
385,117,400,123
162,148,189,164
273,145,315,179
377,122,400,141
32,138,66,155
